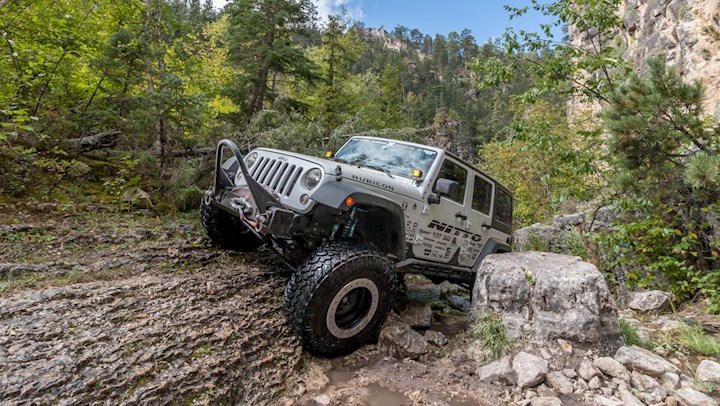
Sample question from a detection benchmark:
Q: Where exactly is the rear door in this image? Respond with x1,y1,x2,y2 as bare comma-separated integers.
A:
461,173,495,266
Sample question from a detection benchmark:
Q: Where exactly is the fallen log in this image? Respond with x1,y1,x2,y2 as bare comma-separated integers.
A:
157,147,214,158
66,129,121,151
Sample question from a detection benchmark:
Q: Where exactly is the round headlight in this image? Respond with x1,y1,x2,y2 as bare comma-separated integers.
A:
245,152,258,168
304,168,322,189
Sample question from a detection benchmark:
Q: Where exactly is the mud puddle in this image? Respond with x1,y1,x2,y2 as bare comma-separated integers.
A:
323,368,409,405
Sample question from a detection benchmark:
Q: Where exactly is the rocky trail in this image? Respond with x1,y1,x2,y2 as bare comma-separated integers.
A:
1,205,720,405
0,206,304,405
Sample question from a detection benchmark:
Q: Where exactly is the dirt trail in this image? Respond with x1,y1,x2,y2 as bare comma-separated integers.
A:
0,208,303,405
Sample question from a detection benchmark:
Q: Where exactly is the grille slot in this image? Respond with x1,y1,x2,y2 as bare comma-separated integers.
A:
286,167,303,196
272,162,289,189
249,157,303,198
278,164,296,195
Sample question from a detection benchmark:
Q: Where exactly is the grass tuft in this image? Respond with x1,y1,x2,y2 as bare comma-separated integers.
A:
677,325,720,356
469,312,511,360
619,319,644,347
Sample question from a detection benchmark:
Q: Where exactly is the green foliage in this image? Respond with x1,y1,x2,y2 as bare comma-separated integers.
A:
469,312,512,360
677,325,720,356
476,0,629,104
600,58,720,311
478,101,600,227
605,57,719,180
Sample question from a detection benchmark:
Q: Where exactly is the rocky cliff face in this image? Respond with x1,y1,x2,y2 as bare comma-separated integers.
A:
620,0,720,116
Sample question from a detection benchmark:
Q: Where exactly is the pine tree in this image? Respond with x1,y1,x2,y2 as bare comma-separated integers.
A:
225,0,319,123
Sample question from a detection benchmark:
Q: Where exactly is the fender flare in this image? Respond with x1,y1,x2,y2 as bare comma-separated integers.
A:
471,238,512,272
310,182,406,259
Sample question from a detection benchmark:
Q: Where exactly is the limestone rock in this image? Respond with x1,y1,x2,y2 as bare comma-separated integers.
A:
614,345,680,377
378,316,429,360
476,356,516,385
546,371,574,395
512,352,549,389
618,389,645,406
593,357,630,381
588,376,603,389
627,291,673,314
121,188,154,209
579,359,602,381
592,395,623,406
471,252,622,351
400,302,433,328
300,362,329,392
696,359,720,384
674,388,718,406
424,330,448,347
659,372,680,390
530,397,563,406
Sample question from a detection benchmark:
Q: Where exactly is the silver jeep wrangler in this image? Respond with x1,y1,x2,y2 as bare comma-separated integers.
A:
201,136,513,354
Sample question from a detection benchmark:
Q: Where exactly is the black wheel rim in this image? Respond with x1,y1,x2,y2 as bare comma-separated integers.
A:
334,287,372,330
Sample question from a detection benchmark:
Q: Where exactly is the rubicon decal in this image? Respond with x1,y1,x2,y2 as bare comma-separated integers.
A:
351,175,395,191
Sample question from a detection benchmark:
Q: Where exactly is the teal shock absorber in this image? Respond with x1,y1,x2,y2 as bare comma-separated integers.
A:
345,206,358,238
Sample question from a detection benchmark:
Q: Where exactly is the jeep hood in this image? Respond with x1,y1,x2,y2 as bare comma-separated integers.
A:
255,148,421,199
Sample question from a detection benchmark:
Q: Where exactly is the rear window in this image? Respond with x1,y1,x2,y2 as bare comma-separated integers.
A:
494,188,512,225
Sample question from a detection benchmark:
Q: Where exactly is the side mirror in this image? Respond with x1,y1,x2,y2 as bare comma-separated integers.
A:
428,178,459,204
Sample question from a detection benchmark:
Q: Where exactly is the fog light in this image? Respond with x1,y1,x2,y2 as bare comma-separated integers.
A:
299,194,309,205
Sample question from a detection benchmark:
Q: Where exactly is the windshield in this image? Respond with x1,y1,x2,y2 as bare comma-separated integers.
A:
334,138,437,180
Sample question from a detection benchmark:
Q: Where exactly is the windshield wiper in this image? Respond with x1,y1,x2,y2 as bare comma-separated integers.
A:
362,164,394,179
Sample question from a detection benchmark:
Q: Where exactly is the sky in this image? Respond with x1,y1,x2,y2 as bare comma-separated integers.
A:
211,0,558,41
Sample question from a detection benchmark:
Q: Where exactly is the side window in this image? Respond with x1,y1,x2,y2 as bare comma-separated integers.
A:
494,188,513,225
472,176,493,215
436,159,467,204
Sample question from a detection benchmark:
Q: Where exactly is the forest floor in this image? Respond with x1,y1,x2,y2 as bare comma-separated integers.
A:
1,204,719,406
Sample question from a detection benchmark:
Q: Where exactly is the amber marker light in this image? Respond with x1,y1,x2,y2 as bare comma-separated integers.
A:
412,168,423,178
345,196,354,206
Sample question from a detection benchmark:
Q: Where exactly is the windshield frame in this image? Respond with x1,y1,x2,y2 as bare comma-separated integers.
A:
333,138,439,180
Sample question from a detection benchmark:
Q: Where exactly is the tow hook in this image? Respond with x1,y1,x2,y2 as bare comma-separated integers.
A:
230,197,253,215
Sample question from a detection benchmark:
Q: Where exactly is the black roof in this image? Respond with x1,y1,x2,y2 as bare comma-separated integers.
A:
444,150,514,200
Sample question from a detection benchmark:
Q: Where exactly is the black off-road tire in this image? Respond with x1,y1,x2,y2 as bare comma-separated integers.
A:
200,193,263,252
283,239,399,355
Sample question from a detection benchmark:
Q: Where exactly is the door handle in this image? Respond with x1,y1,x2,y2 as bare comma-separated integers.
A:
481,223,491,230
455,212,467,220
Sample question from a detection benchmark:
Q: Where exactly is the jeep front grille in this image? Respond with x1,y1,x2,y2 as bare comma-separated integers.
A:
250,156,304,196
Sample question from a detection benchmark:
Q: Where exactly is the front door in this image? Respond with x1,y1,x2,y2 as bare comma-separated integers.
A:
413,157,471,265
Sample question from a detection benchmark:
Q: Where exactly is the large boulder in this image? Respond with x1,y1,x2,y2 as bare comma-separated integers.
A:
471,252,622,352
